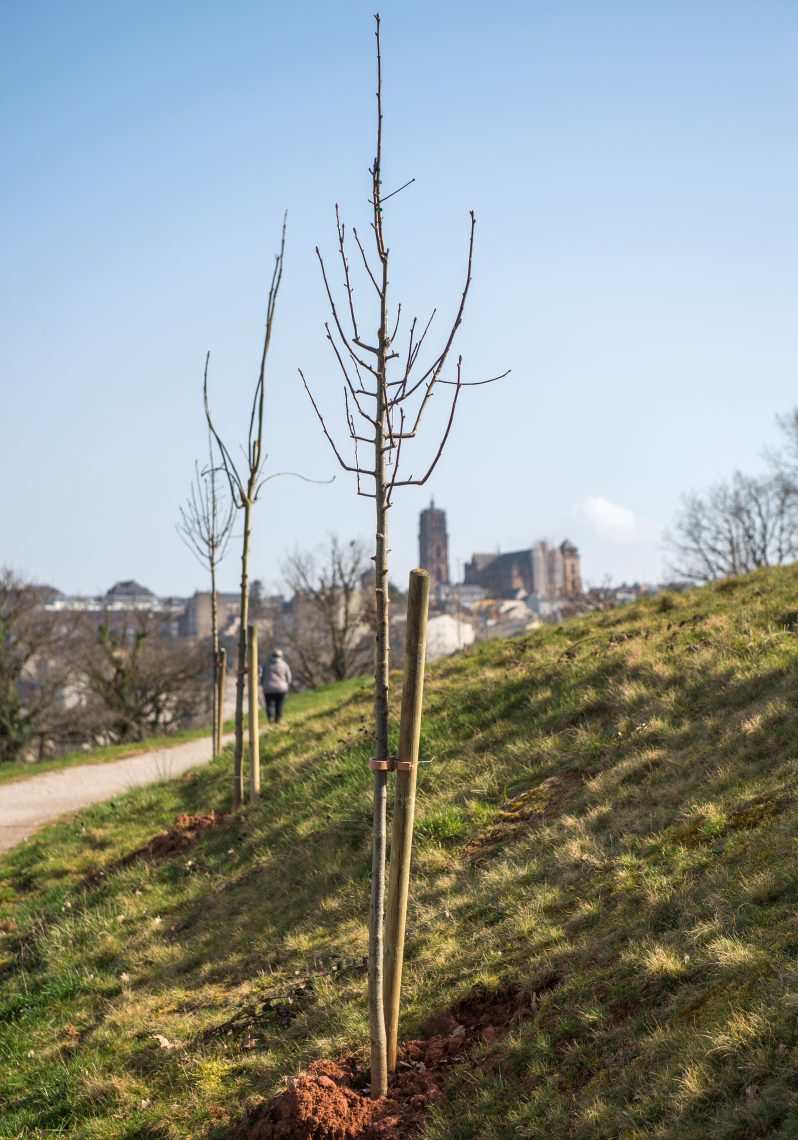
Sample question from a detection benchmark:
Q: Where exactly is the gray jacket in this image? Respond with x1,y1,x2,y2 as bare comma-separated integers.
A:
262,655,292,694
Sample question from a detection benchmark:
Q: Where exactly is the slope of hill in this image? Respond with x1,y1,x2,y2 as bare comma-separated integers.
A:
4,568,798,1138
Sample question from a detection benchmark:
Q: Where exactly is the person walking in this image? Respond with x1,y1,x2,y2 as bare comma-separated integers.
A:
262,648,292,727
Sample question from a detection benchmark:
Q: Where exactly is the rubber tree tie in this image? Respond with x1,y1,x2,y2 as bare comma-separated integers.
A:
369,757,395,772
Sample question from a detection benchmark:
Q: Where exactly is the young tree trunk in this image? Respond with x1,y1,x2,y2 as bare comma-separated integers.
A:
210,555,220,756
369,502,390,1096
233,497,253,807
216,646,227,751
368,267,391,1097
248,623,260,802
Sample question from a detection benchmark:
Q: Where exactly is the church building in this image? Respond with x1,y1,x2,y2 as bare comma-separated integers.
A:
418,499,450,585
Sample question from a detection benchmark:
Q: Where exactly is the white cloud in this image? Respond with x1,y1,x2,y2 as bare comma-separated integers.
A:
580,496,655,544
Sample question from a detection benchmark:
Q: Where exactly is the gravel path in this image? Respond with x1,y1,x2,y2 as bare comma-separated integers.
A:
0,734,234,854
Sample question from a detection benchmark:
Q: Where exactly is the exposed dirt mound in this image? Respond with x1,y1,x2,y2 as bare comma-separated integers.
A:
228,984,538,1140
130,811,227,861
86,812,227,884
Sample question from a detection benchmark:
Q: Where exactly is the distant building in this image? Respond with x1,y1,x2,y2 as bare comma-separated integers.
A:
419,499,450,585
464,539,582,599
560,540,581,595
105,580,157,603
426,613,476,661
178,591,239,639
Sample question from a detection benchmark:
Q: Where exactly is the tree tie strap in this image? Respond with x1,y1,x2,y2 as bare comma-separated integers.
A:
369,757,415,772
369,757,394,771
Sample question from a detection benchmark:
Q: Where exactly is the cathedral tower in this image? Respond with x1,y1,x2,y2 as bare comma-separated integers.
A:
419,499,450,586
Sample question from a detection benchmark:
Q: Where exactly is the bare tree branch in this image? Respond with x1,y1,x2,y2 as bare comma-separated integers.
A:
336,205,361,342
278,536,372,687
204,353,245,508
317,247,379,376
392,357,463,487
298,369,375,476
438,368,511,387
380,176,415,204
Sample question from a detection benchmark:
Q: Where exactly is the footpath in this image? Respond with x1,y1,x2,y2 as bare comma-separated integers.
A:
0,734,234,854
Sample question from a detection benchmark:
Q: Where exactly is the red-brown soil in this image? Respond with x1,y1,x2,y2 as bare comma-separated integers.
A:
227,984,535,1139
86,812,227,884
129,811,227,861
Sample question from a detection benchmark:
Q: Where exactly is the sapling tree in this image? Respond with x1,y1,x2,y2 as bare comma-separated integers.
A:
300,15,506,1096
177,432,235,757
79,612,206,743
204,220,286,808
205,219,328,805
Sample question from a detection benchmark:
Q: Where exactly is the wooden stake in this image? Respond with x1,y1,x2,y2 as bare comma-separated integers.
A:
384,568,430,1076
212,649,219,758
248,625,260,802
216,647,227,757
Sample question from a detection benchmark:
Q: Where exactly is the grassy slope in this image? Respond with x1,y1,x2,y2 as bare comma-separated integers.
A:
4,571,798,1138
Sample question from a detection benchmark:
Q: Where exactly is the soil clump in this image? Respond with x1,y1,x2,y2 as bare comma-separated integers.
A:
228,984,532,1139
86,812,227,883
129,811,227,861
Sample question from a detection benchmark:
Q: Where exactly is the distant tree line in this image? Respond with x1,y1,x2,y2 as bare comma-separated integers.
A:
0,534,387,766
666,409,798,582
0,567,207,764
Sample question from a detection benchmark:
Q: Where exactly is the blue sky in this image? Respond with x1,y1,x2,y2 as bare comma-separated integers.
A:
2,1,796,596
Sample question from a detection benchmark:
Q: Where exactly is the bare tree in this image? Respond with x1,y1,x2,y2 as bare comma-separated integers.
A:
300,15,506,1096
177,431,235,756
203,220,286,808
79,612,206,743
666,470,798,583
0,569,74,763
769,407,798,488
280,536,371,688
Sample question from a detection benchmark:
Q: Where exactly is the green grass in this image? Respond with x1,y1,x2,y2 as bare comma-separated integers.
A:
5,571,798,1136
